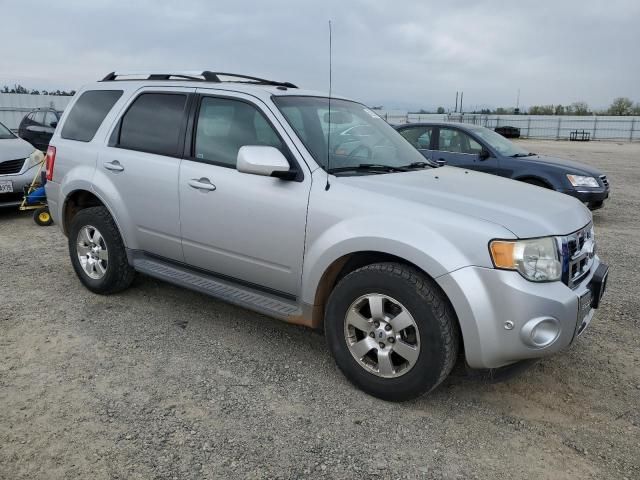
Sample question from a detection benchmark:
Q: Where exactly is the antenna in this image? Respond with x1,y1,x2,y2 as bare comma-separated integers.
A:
325,20,333,191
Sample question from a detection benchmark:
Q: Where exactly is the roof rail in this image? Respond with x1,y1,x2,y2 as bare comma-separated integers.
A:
101,71,297,88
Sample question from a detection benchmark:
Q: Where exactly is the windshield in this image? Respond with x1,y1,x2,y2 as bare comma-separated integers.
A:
273,96,427,173
467,126,530,157
0,122,15,139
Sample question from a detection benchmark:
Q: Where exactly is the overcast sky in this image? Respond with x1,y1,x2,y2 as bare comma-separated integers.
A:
1,0,638,110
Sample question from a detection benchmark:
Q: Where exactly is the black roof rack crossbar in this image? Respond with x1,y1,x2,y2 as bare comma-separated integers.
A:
101,71,297,88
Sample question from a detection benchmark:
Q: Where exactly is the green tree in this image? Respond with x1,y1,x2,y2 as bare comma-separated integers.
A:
632,103,640,116
570,101,589,115
608,97,634,115
436,106,445,114
555,104,565,115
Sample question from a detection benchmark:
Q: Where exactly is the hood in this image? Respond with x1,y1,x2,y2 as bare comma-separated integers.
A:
342,167,592,238
520,154,603,177
0,137,35,161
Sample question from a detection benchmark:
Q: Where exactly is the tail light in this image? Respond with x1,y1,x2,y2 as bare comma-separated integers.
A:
45,146,56,181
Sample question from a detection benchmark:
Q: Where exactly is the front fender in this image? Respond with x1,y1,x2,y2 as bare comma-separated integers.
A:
300,215,507,306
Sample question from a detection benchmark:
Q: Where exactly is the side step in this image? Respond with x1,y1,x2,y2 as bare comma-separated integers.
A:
131,254,302,321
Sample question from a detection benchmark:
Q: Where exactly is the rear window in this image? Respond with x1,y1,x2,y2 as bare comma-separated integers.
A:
117,93,187,156
61,90,123,142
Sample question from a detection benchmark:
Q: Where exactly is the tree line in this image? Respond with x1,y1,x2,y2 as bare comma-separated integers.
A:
1,84,76,96
411,97,640,116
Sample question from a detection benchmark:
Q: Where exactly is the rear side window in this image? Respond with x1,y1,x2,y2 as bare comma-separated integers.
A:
61,90,123,142
117,93,187,156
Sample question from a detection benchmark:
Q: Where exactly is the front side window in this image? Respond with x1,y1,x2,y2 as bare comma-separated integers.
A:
399,126,433,149
467,126,531,157
438,128,482,154
61,90,123,142
118,93,187,156
194,97,284,167
273,96,426,173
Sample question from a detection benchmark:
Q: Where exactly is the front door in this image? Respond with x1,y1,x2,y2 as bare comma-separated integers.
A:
435,126,498,172
178,92,310,296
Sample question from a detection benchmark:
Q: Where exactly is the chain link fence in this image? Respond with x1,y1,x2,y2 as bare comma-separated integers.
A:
378,111,640,142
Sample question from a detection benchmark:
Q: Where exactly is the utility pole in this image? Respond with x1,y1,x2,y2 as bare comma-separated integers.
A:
515,88,520,114
454,92,458,113
460,91,464,114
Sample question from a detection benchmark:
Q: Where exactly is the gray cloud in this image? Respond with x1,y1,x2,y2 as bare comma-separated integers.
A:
1,0,638,110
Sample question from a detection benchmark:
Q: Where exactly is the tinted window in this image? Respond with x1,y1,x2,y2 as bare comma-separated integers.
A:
194,97,284,167
438,128,482,154
61,90,123,142
33,112,45,125
399,126,434,149
118,93,187,156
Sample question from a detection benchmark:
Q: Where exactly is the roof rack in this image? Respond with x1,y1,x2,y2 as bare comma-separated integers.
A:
101,71,297,88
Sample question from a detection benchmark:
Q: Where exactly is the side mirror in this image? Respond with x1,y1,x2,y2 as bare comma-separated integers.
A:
50,121,58,128
237,146,295,180
479,148,491,160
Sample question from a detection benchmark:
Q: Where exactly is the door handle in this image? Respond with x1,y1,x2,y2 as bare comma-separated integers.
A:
188,178,216,191
103,160,124,172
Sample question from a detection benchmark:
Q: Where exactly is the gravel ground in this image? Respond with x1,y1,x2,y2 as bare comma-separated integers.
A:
1,140,639,479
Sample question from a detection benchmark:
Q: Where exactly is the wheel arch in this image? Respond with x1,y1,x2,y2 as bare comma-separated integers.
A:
514,174,554,189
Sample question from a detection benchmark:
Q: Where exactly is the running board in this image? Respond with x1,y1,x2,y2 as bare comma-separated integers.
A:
131,254,302,321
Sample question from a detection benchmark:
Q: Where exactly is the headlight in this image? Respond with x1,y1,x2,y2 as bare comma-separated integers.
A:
490,237,562,282
567,174,599,188
26,150,45,169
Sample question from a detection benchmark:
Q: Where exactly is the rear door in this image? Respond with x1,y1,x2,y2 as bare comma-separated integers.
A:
178,90,310,295
99,87,194,261
397,125,436,162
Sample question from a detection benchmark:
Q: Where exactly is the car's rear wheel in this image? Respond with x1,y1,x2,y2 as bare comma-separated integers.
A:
68,206,135,294
325,262,459,401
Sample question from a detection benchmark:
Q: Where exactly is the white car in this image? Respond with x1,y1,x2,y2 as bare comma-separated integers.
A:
0,121,39,208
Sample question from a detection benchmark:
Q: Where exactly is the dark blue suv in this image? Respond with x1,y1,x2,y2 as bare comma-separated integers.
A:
395,122,610,210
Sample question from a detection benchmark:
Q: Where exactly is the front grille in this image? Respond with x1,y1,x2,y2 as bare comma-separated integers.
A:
561,223,595,289
0,158,25,175
599,175,609,189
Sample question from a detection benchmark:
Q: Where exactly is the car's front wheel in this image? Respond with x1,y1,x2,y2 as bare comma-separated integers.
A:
325,263,459,401
68,206,135,294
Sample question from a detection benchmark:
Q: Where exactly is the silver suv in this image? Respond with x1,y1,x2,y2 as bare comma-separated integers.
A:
45,71,608,400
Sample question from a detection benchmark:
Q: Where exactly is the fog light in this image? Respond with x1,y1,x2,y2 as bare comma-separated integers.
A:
521,317,560,348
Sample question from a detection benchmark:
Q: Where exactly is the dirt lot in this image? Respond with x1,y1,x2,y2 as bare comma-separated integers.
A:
1,140,639,479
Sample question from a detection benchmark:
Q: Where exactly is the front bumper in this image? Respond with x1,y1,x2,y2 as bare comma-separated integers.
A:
437,257,607,369
561,187,609,209
0,163,40,208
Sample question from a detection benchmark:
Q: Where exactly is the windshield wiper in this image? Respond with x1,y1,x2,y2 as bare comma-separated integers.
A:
399,161,436,169
327,164,409,174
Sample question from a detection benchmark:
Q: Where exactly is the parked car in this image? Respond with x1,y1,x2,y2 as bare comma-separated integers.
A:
395,122,610,209
0,121,40,208
18,108,63,151
45,71,608,401
494,125,520,138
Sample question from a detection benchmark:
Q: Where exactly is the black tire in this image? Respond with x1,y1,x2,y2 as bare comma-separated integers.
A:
33,207,53,226
68,206,135,294
325,262,459,401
